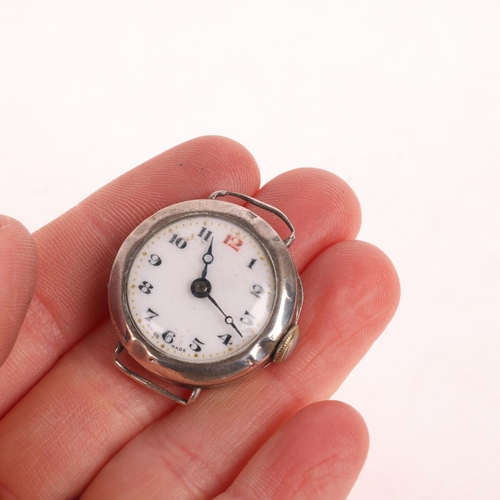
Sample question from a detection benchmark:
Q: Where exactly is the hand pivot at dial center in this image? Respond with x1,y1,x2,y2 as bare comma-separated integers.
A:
191,278,212,298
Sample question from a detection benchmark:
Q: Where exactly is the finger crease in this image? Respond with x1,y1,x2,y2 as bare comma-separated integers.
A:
25,291,67,356
149,429,225,500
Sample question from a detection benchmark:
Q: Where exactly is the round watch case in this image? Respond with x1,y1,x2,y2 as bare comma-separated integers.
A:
108,192,303,404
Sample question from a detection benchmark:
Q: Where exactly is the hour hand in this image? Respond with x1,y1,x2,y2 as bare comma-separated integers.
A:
201,238,214,279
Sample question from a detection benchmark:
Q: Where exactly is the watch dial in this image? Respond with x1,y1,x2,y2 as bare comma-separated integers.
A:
126,214,276,363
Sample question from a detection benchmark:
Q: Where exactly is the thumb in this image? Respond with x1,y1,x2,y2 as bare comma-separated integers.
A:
0,215,38,367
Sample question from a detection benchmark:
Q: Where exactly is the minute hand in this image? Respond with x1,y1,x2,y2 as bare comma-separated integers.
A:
206,294,243,337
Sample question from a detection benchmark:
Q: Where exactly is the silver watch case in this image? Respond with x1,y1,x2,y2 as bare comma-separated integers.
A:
108,198,302,390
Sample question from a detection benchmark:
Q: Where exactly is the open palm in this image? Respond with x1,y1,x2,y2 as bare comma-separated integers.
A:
0,137,399,499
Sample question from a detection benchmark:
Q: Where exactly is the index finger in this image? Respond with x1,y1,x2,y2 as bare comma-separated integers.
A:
0,216,38,366
0,136,260,417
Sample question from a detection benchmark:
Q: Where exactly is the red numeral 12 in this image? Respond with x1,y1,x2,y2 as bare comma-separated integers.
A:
224,234,243,251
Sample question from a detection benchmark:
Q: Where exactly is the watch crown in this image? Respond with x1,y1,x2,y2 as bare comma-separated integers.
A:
273,325,301,364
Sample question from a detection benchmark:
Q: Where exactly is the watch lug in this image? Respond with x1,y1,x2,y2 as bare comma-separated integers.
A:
208,190,296,247
114,343,202,405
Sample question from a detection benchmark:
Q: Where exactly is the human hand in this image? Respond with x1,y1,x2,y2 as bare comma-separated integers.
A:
0,137,399,499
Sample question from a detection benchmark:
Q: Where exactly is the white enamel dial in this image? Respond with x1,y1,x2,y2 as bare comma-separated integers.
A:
126,214,276,363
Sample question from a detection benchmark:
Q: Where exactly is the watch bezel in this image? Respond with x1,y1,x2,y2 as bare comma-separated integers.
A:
108,198,300,388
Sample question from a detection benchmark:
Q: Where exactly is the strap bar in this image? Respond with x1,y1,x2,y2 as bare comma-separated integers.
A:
208,190,296,248
114,343,201,405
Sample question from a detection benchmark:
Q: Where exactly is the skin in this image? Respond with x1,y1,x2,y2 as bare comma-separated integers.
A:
0,136,400,500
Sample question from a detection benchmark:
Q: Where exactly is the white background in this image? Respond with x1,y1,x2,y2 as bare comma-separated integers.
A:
1,1,499,498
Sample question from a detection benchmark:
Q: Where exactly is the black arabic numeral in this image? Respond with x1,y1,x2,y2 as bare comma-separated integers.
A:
169,233,187,249
218,334,233,346
240,310,255,326
138,281,153,294
162,331,175,344
250,284,264,299
145,308,159,321
148,254,162,266
189,337,205,352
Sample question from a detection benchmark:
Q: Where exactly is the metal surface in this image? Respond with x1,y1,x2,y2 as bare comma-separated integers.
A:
109,193,303,400
209,190,296,248
114,343,202,405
